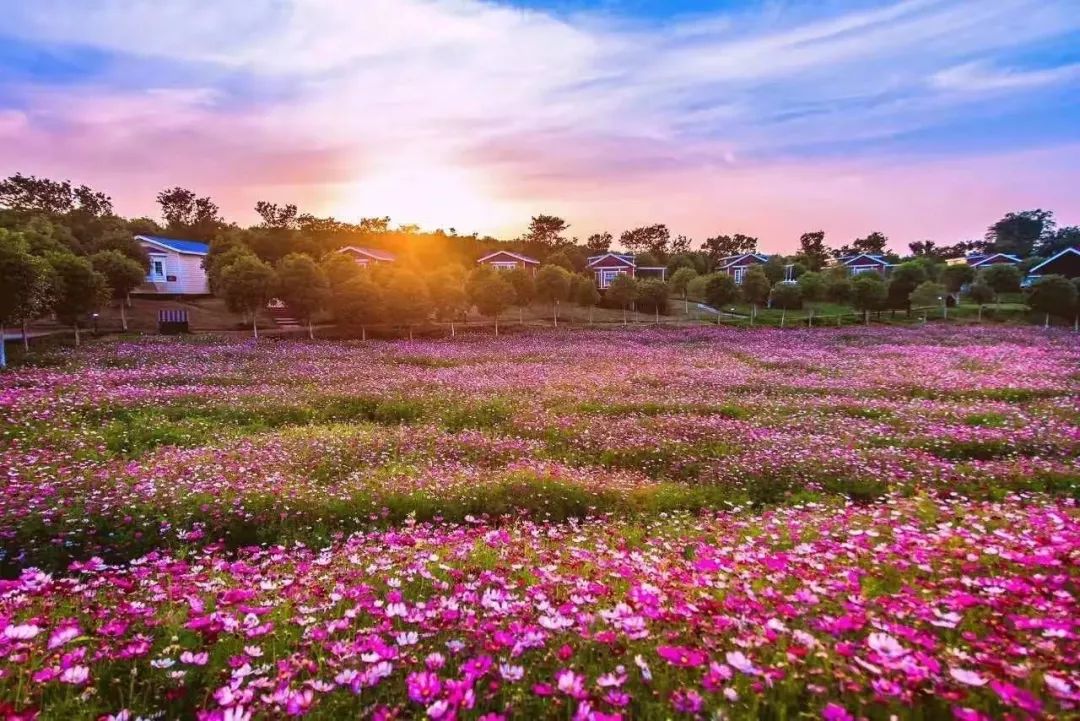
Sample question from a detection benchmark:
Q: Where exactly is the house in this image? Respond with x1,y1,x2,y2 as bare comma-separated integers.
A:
716,253,769,284
585,253,667,289
338,246,397,266
476,250,540,275
1027,247,1080,281
836,254,894,277
947,253,1022,268
135,235,210,295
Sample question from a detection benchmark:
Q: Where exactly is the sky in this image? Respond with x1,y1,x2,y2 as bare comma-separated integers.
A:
1,0,1079,252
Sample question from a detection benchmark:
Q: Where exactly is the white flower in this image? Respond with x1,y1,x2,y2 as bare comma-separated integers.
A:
4,624,41,640
60,665,90,685
949,668,987,687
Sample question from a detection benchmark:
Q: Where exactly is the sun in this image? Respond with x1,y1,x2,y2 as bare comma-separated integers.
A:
332,158,521,235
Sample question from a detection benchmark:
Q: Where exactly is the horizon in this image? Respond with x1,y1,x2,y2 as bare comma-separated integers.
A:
2,0,1079,252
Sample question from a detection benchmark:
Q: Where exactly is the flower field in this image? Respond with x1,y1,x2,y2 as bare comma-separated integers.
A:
0,326,1077,720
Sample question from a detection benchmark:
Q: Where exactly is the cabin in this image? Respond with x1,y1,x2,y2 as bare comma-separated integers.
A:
717,254,769,284
836,254,894,277
585,253,667,289
476,250,540,275
948,253,1022,268
338,246,397,266
1027,247,1080,281
135,235,210,295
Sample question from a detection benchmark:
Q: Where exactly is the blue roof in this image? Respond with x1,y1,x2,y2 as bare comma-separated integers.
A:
137,235,209,255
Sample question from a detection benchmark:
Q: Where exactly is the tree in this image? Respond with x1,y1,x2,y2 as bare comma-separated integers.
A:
18,256,58,351
275,254,329,339
534,265,572,328
941,263,975,294
740,266,771,324
505,267,536,323
909,281,948,319
331,275,384,340
986,210,1054,257
909,240,938,257
585,232,612,255
1037,226,1080,257
0,241,40,368
978,264,1022,308
1026,275,1077,328
523,215,569,249
620,225,670,259
427,268,469,337
825,274,853,305
545,250,576,272
573,275,600,324
383,271,432,340
254,201,299,230
669,267,698,313
321,251,364,293
702,234,757,267
89,250,146,332
670,234,692,255
636,279,669,322
770,283,802,326
156,187,224,241
853,231,888,255
851,274,887,325
704,273,739,310
471,273,515,335
797,271,825,302
0,173,112,216
47,253,110,346
606,274,638,325
798,231,829,271
886,262,927,314
762,256,786,284
967,281,995,321
219,254,275,338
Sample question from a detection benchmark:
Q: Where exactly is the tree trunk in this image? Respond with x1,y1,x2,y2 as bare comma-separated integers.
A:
1044,313,1050,329
864,310,869,326
808,308,813,328
21,320,29,352
750,304,755,327
780,309,785,327
684,294,689,314
120,302,128,332
519,307,523,324
553,302,558,329
74,323,81,347
589,306,594,326
252,314,259,340
494,315,499,336
308,319,314,340
943,304,947,321
450,321,456,338
655,306,659,325
0,323,6,369
622,307,627,326
409,326,414,341
362,326,367,341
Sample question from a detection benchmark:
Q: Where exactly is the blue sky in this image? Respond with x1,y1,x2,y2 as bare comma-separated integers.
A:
1,0,1078,248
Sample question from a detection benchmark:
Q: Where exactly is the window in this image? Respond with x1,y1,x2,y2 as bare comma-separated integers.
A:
599,268,627,289
148,255,168,282
851,265,876,275
491,261,518,270
733,267,746,284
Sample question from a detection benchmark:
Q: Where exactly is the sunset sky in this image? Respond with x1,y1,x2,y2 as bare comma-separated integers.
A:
1,0,1079,252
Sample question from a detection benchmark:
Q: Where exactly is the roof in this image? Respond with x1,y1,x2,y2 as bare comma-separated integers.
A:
969,253,1021,267
476,250,539,265
586,253,636,268
136,235,209,256
719,253,769,268
839,253,893,267
339,246,397,262
1028,246,1080,275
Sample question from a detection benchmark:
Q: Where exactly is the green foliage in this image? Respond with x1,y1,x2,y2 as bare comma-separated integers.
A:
505,267,536,307
762,256,786,284
704,273,738,308
383,271,432,329
770,283,802,310
886,261,928,310
669,267,698,300
740,266,771,306
275,253,330,330
471,272,515,321
967,281,995,306
636,278,669,314
89,250,146,300
218,254,274,320
332,274,384,331
534,265,572,304
606,273,638,309
979,263,1022,297
46,252,110,327
941,263,975,292
572,274,600,308
1026,275,1078,320
427,267,468,322
850,274,887,315
909,280,947,310
797,271,825,302
986,209,1054,257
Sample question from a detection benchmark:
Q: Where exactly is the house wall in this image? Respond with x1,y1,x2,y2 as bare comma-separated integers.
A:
1035,254,1080,279
136,245,209,295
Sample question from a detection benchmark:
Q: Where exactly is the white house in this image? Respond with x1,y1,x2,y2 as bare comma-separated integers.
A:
135,235,211,295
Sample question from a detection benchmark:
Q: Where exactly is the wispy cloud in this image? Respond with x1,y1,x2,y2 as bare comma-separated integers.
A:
1,0,1078,247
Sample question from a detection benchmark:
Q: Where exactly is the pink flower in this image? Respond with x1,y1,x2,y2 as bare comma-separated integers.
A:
47,623,81,649
822,703,854,721
725,651,757,675
407,671,442,704
59,665,90,685
4,624,41,641
181,651,210,666
556,669,586,699
949,668,987,687
671,688,703,714
657,645,706,667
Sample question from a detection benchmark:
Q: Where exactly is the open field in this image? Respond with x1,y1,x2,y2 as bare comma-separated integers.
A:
1,327,1078,719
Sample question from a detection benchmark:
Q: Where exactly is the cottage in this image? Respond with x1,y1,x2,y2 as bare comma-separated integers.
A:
585,253,667,289
948,253,1022,268
1027,247,1080,280
836,254,894,277
338,246,397,266
717,253,769,284
476,250,540,275
135,235,210,295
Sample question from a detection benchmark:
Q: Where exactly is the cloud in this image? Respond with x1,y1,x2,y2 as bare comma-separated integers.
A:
1,0,1078,245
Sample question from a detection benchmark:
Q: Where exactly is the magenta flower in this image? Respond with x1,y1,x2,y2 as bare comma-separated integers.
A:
407,671,442,704
658,645,706,667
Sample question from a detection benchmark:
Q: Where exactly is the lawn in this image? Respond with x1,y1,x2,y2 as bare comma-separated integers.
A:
0,326,1077,720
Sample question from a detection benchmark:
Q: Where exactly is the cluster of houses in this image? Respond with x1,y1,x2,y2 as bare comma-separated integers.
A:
132,233,1080,298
